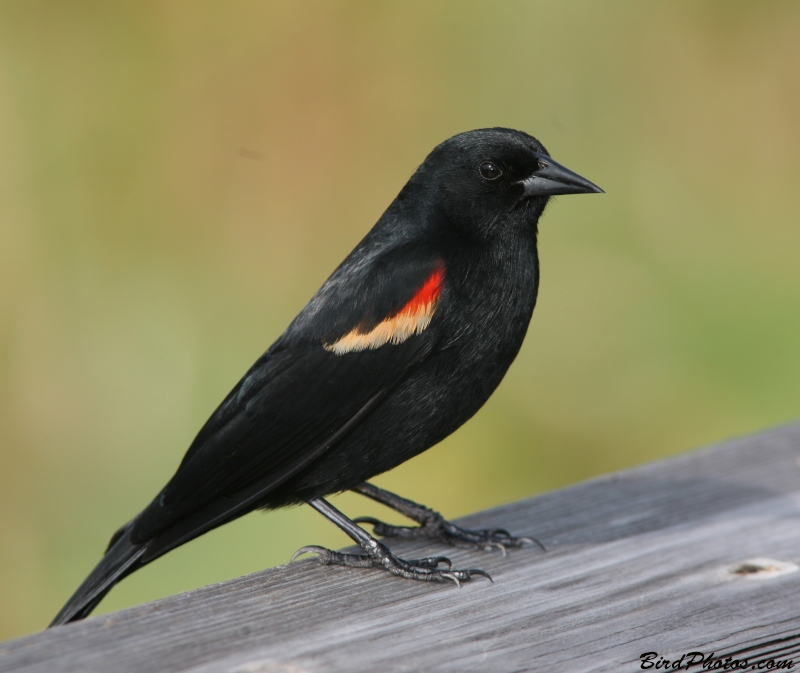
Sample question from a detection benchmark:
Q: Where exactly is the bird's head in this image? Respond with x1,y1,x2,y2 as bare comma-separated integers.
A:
413,127,603,240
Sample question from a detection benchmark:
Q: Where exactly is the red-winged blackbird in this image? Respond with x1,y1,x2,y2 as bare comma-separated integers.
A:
50,128,602,627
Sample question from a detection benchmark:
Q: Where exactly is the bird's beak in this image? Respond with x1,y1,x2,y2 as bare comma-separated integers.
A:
521,153,604,197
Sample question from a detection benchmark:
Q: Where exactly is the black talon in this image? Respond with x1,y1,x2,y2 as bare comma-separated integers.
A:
290,545,330,562
487,541,507,557
465,568,493,582
522,536,547,552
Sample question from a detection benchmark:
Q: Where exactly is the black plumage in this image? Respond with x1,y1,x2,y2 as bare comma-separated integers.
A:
50,127,602,626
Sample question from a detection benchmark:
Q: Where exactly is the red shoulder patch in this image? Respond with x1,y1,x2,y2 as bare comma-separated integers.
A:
325,266,445,355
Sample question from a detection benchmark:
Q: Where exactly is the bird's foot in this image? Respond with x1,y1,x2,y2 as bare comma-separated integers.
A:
291,539,491,586
354,512,544,556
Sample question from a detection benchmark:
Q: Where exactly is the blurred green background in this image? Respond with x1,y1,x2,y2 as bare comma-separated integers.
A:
1,0,800,640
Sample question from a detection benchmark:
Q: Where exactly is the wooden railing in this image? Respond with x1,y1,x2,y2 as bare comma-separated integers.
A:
2,423,800,672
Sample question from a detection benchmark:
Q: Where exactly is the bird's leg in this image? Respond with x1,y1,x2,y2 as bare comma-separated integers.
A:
291,497,491,586
352,482,544,555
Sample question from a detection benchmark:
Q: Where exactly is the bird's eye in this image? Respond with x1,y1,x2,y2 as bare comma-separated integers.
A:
479,161,502,181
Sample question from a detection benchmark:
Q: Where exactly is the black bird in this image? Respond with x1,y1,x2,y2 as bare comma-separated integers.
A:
50,128,602,626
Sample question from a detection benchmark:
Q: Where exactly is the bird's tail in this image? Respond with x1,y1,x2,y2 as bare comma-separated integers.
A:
49,523,146,627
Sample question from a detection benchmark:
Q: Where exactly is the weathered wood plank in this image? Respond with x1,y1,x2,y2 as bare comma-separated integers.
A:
3,423,800,672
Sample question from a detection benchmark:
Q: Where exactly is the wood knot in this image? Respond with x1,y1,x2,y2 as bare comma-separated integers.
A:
726,558,798,580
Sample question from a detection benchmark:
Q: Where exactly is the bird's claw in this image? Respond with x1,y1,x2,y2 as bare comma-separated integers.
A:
465,568,494,583
290,543,487,585
291,545,330,563
356,515,544,553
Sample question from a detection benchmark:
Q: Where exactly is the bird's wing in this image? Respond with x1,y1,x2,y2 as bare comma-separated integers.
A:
131,243,447,558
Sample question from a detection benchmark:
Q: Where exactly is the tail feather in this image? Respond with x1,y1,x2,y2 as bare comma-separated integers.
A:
49,526,146,627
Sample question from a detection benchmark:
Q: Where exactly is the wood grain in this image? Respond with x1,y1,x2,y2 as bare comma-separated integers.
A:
3,423,800,672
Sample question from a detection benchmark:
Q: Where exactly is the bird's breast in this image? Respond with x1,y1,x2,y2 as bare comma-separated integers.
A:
444,246,538,355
